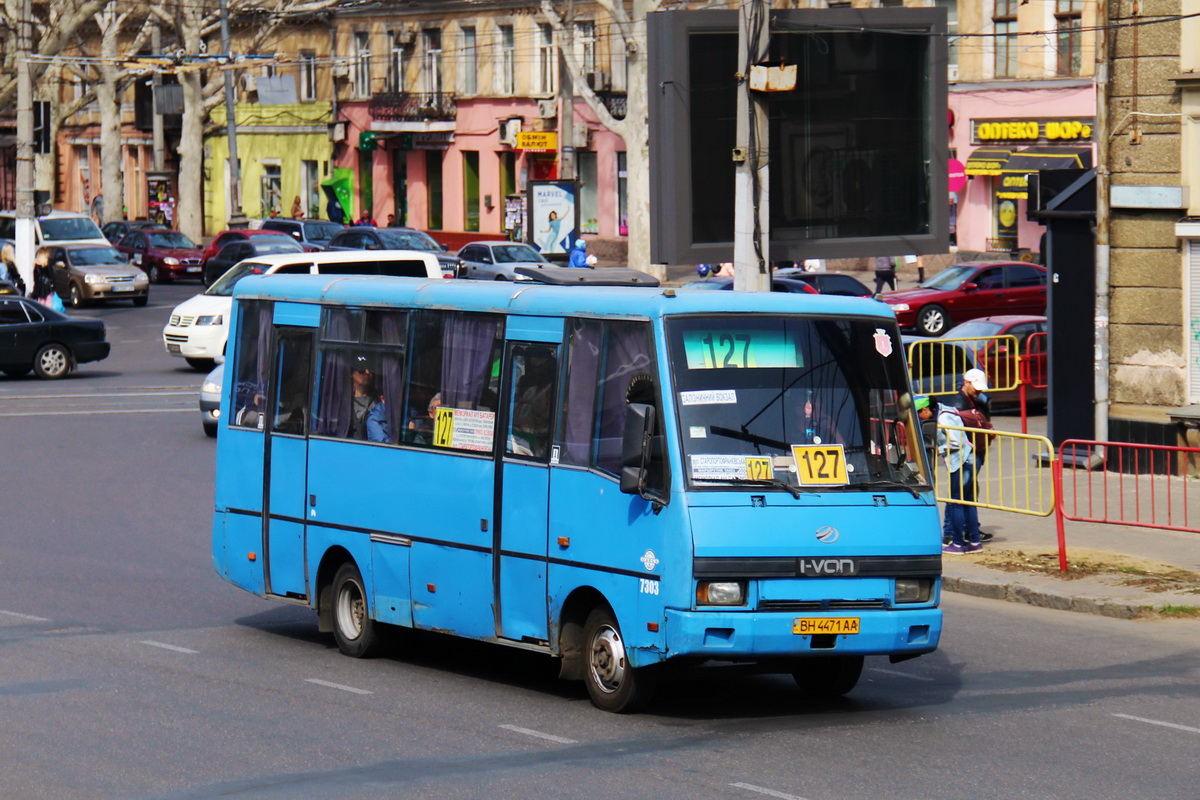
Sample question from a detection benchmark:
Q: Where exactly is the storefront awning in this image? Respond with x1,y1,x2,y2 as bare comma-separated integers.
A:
963,146,1013,177
997,146,1093,199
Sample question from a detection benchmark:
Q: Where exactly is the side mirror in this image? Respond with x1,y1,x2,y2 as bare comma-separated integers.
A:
439,242,449,251
961,282,979,292
53,260,66,269
619,402,654,496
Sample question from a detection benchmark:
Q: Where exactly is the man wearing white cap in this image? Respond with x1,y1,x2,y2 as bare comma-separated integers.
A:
947,367,996,544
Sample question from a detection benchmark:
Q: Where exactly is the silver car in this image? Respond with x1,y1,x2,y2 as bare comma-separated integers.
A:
456,241,553,281
200,362,223,437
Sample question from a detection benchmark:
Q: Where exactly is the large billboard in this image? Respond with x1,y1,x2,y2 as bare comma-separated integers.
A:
648,9,948,264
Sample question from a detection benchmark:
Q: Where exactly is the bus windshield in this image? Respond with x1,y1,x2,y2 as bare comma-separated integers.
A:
666,315,928,492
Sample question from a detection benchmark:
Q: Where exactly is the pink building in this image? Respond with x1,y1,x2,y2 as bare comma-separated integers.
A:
950,81,1096,256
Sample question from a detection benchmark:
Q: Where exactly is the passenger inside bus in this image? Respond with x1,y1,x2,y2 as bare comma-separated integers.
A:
407,392,441,444
347,354,388,442
508,349,556,458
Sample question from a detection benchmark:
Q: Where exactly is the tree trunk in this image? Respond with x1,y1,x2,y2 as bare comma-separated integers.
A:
176,19,204,242
96,7,124,226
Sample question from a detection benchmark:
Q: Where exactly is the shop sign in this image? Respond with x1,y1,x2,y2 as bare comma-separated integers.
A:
996,173,1029,200
413,132,454,149
972,118,1093,145
516,131,557,152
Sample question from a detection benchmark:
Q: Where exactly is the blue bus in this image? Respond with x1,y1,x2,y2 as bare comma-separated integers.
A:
211,274,942,712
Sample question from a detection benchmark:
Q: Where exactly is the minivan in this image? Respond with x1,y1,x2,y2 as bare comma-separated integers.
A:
0,210,110,248
163,250,444,370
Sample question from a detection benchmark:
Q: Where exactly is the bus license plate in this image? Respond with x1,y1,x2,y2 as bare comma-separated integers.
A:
793,617,860,635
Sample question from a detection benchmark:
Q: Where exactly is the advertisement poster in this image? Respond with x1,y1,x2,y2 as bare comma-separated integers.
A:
527,180,578,258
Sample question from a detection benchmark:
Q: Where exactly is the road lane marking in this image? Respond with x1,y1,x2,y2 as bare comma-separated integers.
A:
0,609,50,622
305,678,372,695
730,783,810,800
140,640,199,654
0,408,195,417
1112,713,1200,734
870,667,935,682
498,724,578,745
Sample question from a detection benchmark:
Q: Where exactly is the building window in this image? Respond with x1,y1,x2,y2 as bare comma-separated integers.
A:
388,32,408,93
616,151,628,237
497,24,516,95
354,32,372,98
576,20,596,81
261,163,282,218
461,26,477,95
299,50,316,101
463,151,480,232
426,150,443,230
536,23,555,95
302,160,321,219
424,29,443,95
578,152,598,234
1056,0,1084,76
993,0,1018,79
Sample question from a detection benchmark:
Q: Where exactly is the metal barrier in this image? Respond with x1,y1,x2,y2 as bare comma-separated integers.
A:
907,335,1020,397
1053,439,1200,571
1017,331,1047,433
933,423,1056,517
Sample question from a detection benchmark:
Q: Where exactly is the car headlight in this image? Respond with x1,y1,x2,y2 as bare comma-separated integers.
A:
134,272,149,283
895,578,933,604
201,380,221,394
164,257,180,265
84,273,103,284
196,315,224,326
889,303,910,312
696,581,746,606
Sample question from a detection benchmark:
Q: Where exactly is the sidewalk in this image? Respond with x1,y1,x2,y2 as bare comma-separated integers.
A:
940,413,1200,619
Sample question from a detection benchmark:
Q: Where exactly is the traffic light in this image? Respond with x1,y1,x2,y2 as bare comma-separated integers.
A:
32,101,51,155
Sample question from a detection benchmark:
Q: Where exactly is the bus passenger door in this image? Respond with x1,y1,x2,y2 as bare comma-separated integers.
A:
495,338,559,643
263,322,315,600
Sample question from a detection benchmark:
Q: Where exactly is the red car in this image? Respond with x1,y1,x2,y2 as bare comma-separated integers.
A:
880,261,1047,336
200,229,314,271
907,314,1047,406
115,229,205,283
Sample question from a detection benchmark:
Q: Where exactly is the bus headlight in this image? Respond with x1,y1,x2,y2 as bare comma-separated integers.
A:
895,578,932,603
696,581,745,606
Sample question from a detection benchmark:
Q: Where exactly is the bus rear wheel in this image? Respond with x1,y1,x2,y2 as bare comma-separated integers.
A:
331,562,381,658
792,655,864,698
582,608,656,713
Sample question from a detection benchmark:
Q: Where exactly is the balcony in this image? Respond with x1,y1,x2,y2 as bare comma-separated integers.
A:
369,92,456,122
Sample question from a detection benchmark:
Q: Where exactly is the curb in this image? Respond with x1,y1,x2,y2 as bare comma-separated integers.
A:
942,575,1152,620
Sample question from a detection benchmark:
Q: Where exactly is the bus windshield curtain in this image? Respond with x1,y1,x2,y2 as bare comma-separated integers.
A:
561,319,602,464
596,322,654,473
314,310,354,436
441,313,501,409
376,313,405,443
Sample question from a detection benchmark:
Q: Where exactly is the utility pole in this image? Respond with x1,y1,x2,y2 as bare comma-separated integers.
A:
220,0,247,228
1093,0,1111,441
14,0,36,294
558,0,576,183
151,23,165,173
733,0,770,292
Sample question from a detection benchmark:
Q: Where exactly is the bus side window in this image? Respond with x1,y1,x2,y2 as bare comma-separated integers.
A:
311,308,406,443
272,334,313,435
559,318,659,477
231,300,272,430
507,345,557,459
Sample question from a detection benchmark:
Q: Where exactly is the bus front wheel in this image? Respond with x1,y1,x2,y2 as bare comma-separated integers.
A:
331,562,381,658
792,655,864,698
582,608,656,713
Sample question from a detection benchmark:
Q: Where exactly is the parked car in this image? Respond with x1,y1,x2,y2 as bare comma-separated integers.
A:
772,269,874,297
200,229,301,271
680,276,819,294
326,226,460,278
114,229,205,283
168,249,442,370
200,362,223,437
456,241,552,280
0,210,109,249
879,261,1047,336
905,315,1048,407
0,279,18,295
0,295,110,379
101,219,166,244
260,218,344,250
42,243,150,307
202,237,304,286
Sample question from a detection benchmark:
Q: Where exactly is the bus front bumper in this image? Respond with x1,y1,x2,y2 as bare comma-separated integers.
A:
661,607,942,661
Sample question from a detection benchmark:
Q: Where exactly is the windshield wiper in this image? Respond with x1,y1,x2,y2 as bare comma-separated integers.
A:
692,477,807,499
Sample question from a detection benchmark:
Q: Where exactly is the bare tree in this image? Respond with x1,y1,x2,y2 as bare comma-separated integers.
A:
541,0,666,277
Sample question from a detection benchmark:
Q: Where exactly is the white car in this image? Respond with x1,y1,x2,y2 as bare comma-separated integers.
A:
163,249,443,370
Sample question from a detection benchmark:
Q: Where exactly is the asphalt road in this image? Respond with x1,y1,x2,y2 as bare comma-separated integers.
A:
1,284,1197,800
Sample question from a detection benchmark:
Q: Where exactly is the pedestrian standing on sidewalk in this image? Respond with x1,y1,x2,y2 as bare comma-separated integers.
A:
873,255,897,295
948,367,995,543
937,400,981,554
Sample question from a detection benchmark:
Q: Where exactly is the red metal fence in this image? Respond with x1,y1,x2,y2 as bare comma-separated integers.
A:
1052,439,1200,571
1018,331,1047,433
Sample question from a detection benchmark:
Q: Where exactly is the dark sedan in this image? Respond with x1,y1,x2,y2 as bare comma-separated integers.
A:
0,295,109,379
773,269,874,297
115,230,205,283
326,226,460,278
101,219,166,244
202,237,305,286
879,261,1047,336
680,276,819,294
